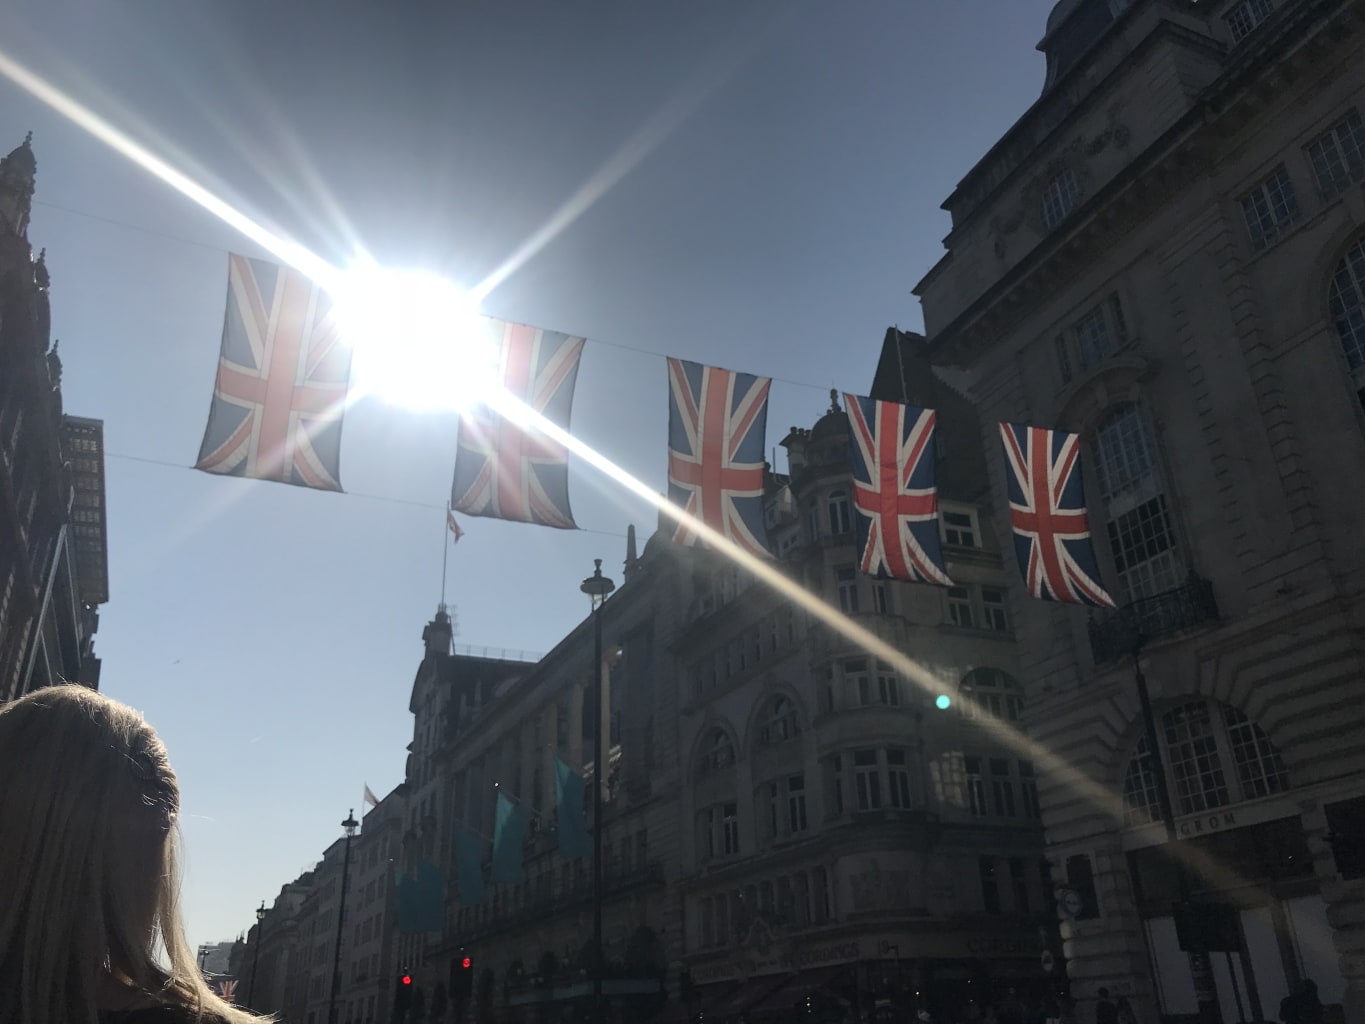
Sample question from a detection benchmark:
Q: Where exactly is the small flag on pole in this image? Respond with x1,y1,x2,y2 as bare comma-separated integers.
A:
363,784,379,809
554,757,591,860
447,509,464,543
491,792,526,884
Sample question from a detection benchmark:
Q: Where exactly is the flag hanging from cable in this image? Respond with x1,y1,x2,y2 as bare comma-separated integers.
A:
450,321,584,529
194,254,351,491
491,792,526,884
553,757,591,860
844,393,952,585
666,357,771,558
999,422,1115,608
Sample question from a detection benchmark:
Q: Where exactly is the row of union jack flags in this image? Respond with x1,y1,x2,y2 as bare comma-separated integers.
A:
192,254,1113,609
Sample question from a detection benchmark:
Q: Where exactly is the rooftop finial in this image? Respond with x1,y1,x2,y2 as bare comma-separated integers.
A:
828,388,840,414
23,131,31,146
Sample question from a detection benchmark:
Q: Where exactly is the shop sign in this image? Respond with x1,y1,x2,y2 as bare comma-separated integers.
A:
1178,810,1237,838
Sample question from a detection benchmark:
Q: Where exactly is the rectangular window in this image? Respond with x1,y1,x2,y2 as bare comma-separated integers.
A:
990,758,1016,817
721,803,739,855
1041,168,1080,229
981,587,1009,632
1074,303,1114,369
836,567,859,613
765,781,780,841
844,657,869,708
887,749,913,809
1240,164,1300,251
872,582,889,614
947,586,975,627
1055,335,1072,384
980,857,1001,915
1306,109,1365,201
787,775,808,833
1226,0,1273,42
965,756,987,817
854,749,881,811
876,663,900,706
1019,760,1041,819
942,508,978,547
1107,495,1181,600
700,897,715,947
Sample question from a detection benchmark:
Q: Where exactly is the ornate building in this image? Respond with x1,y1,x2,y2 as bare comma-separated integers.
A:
0,131,107,699
913,1,1365,1023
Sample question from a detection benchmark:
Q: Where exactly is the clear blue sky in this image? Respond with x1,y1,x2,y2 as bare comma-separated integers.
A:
2,0,1055,948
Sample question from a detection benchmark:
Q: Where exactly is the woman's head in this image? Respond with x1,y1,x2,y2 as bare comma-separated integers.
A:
0,685,254,1023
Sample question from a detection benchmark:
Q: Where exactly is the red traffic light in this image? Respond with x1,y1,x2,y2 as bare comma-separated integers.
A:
401,974,412,986
462,957,472,969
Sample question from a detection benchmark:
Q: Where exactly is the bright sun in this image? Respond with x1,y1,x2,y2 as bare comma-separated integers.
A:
333,265,500,412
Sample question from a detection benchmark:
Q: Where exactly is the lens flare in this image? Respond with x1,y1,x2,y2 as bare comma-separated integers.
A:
334,265,497,413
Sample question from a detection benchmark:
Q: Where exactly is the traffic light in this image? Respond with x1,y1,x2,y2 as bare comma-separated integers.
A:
394,968,414,1022
451,951,474,999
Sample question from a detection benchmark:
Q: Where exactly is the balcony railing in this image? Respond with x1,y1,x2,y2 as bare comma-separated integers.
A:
1088,572,1219,664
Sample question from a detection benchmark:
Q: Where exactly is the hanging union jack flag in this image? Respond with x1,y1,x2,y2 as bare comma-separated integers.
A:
1000,422,1115,608
450,321,584,529
844,393,952,585
667,357,771,558
194,254,351,491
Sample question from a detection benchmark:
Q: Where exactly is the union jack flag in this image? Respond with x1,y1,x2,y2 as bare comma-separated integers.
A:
1000,422,1115,608
844,393,952,585
194,254,350,491
667,358,771,558
215,978,237,1002
451,321,584,529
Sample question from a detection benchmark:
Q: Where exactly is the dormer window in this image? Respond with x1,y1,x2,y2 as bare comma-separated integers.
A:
1041,168,1081,229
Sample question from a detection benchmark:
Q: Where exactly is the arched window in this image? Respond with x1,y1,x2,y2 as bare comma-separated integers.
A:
695,728,735,779
758,696,799,747
1329,235,1365,412
961,668,1023,722
827,489,852,535
1121,699,1290,826
1092,405,1181,601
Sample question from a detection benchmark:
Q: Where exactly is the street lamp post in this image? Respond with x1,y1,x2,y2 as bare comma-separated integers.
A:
327,810,360,1024
580,559,615,1024
198,944,210,975
247,900,267,1008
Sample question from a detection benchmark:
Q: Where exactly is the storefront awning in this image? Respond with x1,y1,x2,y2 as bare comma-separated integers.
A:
702,976,791,1020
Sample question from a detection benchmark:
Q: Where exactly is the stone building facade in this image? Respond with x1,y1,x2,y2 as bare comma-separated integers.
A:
0,132,107,698
913,1,1365,1023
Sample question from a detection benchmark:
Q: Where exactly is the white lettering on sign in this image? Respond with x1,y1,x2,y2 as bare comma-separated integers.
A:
1178,811,1237,838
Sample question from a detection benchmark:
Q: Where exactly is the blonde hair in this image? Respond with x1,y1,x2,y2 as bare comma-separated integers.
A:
0,684,263,1024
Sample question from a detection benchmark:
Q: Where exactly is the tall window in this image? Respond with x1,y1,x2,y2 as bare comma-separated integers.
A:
700,802,740,859
979,857,1001,915
1329,236,1365,413
758,696,799,747
844,658,871,707
941,507,979,547
827,490,852,535
875,662,901,707
1306,109,1365,201
1041,168,1080,229
1093,405,1182,601
787,775,808,833
990,758,1017,816
887,749,914,809
854,749,881,811
1240,164,1300,251
946,586,974,627
1122,699,1290,825
836,567,859,613
964,756,987,817
1019,760,1041,818
981,587,1009,632
1009,857,1031,913
826,755,845,817
872,581,890,614
722,803,739,855
962,668,1023,722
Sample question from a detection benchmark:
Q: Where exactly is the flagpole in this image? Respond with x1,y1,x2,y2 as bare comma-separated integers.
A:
441,511,450,608
894,323,909,405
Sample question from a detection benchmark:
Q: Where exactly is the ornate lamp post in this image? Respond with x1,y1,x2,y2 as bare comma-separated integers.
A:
580,559,615,1024
247,901,267,1007
327,810,360,1024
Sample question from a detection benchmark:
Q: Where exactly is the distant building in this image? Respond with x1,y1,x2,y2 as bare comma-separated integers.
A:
0,131,107,699
913,1,1365,1023
240,874,315,1016
199,940,235,977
